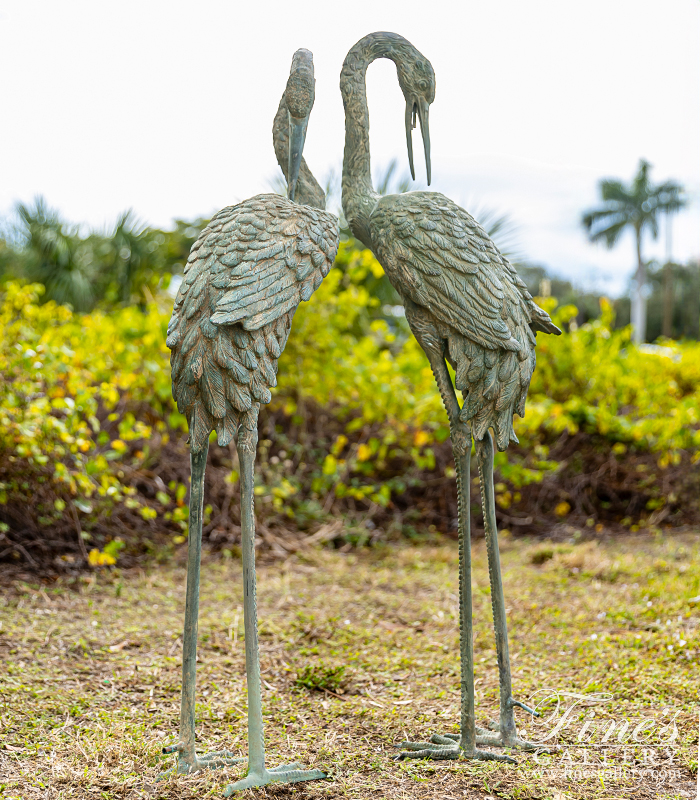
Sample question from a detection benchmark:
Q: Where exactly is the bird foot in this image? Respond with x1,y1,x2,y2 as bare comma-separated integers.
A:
394,733,515,763
157,746,245,780
223,762,326,795
476,723,546,753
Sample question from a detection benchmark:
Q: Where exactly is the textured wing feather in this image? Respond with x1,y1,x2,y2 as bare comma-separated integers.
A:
371,192,560,350
370,191,560,452
167,193,339,451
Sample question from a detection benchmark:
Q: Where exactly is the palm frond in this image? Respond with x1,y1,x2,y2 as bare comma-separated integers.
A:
599,180,633,206
468,203,521,261
583,159,687,252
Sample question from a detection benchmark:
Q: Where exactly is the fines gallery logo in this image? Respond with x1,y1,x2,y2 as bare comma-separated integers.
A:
519,690,684,787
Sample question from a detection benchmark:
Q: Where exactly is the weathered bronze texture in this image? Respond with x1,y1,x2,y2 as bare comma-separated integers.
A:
339,31,561,763
161,49,338,792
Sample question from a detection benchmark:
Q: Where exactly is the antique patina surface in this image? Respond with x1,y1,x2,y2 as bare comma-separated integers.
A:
339,31,561,763
162,49,338,792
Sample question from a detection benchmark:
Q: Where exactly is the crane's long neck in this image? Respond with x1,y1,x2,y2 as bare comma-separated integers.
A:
272,93,326,210
341,34,403,247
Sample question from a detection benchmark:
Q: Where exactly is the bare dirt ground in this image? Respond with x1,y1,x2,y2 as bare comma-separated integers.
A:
1,533,698,799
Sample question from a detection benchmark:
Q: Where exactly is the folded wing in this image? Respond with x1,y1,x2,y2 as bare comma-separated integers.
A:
166,193,338,450
370,191,560,450
371,191,560,354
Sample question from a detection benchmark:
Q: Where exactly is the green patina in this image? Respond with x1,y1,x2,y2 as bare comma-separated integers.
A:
162,49,337,793
339,32,561,764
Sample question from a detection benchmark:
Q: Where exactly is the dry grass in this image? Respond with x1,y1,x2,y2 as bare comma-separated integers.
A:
1,532,698,799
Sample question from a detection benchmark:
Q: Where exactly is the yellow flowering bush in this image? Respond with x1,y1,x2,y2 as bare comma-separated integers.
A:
525,298,700,460
0,282,170,508
0,240,699,569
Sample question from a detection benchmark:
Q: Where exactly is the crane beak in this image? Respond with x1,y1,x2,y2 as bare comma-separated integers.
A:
417,98,431,186
405,101,416,182
288,111,309,202
405,98,431,186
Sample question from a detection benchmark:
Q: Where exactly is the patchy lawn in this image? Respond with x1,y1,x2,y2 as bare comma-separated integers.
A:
1,532,698,799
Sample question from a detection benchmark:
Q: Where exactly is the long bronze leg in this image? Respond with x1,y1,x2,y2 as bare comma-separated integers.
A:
160,443,243,777
224,427,326,793
474,432,541,752
396,355,513,763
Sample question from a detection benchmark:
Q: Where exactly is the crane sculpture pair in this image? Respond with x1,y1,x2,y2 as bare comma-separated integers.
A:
163,32,560,793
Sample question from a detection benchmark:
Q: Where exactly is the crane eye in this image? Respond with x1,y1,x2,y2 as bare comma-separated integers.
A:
418,79,428,91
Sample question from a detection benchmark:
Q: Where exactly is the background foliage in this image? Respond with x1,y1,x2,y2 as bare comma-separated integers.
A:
1,231,698,570
0,171,698,572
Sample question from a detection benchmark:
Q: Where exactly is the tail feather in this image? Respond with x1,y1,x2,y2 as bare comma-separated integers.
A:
452,331,537,452
265,329,282,358
190,401,213,453
216,414,238,447
200,357,226,419
169,290,292,451
482,362,499,401
527,297,562,336
495,406,512,450
225,377,252,412
472,403,492,441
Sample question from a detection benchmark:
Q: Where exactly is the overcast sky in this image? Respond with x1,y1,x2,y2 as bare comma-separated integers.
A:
1,0,698,296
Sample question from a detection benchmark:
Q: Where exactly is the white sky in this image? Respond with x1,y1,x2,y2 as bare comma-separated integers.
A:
1,0,698,296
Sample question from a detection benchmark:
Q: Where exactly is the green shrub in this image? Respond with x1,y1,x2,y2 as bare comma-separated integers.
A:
0,241,699,569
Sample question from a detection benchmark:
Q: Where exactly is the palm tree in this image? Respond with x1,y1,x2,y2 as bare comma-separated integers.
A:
109,210,157,304
15,197,96,312
582,159,686,343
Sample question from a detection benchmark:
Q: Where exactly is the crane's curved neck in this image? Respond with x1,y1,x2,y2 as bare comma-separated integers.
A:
341,33,404,247
272,93,326,210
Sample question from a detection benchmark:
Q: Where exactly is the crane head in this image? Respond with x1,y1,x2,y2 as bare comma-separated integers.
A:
285,48,315,202
395,45,435,185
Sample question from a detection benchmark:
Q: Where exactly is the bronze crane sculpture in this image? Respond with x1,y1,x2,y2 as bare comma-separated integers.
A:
340,32,561,763
162,49,338,792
